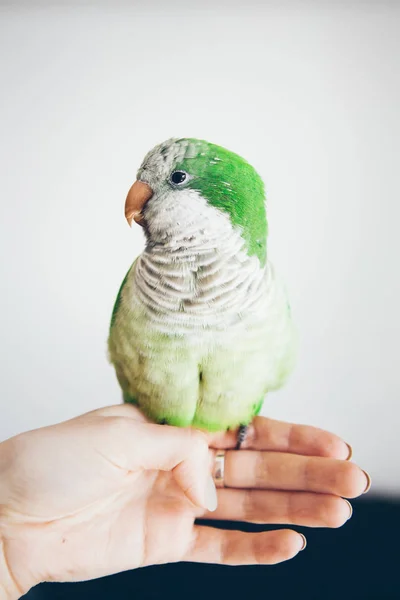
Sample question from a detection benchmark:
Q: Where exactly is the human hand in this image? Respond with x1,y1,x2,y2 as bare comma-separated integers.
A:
0,405,370,599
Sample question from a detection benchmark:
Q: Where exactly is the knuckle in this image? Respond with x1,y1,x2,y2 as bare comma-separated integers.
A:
187,429,208,456
253,535,275,564
106,416,133,438
242,490,256,520
255,453,268,487
287,492,306,523
288,423,299,450
265,530,295,564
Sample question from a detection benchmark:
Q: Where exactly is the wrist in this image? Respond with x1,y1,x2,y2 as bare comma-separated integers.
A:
0,539,24,600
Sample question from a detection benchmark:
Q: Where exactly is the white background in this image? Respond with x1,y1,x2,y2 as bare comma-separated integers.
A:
0,1,399,494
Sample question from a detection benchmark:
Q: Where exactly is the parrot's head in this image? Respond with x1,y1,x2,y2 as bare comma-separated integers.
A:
125,138,267,265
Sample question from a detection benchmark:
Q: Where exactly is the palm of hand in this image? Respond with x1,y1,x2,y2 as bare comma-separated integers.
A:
1,409,206,590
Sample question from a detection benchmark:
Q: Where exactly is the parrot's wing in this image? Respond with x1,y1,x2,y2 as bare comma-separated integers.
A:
108,259,139,403
109,260,135,330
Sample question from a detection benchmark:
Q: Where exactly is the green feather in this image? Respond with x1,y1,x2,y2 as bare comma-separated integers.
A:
110,265,132,331
174,139,267,266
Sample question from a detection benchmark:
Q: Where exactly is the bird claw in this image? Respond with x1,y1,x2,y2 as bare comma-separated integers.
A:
236,424,248,450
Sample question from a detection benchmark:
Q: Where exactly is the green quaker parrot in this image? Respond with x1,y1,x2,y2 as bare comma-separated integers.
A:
108,138,296,447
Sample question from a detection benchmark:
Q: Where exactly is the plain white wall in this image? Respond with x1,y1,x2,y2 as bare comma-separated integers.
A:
0,1,399,493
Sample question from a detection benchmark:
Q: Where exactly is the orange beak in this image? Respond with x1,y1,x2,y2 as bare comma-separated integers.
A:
125,180,154,227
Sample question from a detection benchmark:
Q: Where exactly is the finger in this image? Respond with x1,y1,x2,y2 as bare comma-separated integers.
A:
219,451,368,498
187,526,306,565
204,489,353,527
100,417,217,511
207,416,351,460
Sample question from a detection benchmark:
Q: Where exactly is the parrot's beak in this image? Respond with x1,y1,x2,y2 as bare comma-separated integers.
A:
125,180,154,227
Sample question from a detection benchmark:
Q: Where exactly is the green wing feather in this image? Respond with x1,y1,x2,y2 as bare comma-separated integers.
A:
109,262,139,406
110,265,132,331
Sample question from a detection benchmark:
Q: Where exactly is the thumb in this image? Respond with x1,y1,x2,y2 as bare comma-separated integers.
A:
106,418,218,512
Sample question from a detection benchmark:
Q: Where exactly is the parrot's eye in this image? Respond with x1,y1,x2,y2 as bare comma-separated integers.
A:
170,171,188,185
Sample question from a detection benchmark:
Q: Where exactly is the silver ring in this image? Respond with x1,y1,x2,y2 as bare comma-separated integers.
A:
213,450,226,488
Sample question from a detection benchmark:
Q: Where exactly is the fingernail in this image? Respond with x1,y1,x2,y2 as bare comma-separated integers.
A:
345,443,353,461
362,470,372,494
205,475,218,512
299,534,307,551
344,499,353,520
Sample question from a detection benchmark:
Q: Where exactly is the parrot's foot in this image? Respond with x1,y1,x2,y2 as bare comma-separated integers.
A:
236,425,248,450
